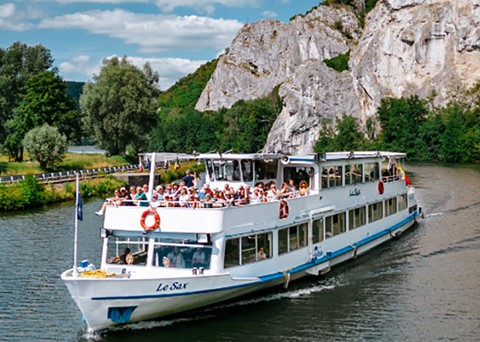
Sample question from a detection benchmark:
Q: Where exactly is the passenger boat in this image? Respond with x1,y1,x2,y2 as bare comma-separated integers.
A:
61,151,422,332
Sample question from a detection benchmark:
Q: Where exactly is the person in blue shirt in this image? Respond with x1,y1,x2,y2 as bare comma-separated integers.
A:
183,169,194,187
134,186,148,207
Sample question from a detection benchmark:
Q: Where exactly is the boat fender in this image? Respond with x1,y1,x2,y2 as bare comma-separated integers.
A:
140,209,160,231
378,181,384,195
352,245,358,259
283,271,291,289
279,200,289,219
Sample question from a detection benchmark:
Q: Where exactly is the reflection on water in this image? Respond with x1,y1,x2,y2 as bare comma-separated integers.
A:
1,164,479,341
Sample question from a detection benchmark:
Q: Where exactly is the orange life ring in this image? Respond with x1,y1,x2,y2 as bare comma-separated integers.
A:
140,209,160,230
378,181,384,195
279,200,289,219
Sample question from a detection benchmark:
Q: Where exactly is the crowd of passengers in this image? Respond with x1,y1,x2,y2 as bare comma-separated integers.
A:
95,170,309,215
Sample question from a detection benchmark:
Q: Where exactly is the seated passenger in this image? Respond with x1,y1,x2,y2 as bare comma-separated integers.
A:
167,247,185,268
192,247,207,268
250,188,262,204
266,183,278,201
134,186,148,206
110,247,133,264
299,180,309,196
95,189,121,215
179,188,190,207
258,247,267,260
278,182,289,199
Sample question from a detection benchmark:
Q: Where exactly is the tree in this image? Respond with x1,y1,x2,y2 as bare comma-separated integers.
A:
81,57,159,155
0,42,53,158
314,115,365,153
23,124,68,170
4,71,81,161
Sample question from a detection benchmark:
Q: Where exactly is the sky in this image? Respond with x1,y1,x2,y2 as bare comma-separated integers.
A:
0,0,321,90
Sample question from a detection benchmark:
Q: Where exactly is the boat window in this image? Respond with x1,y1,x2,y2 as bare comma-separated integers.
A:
368,201,383,223
325,212,346,238
398,194,408,211
255,159,278,180
321,166,343,189
385,197,397,217
224,232,272,268
312,218,324,244
364,162,380,182
349,207,366,230
106,236,148,265
345,164,363,185
241,159,253,182
152,236,212,269
279,223,308,255
207,159,241,181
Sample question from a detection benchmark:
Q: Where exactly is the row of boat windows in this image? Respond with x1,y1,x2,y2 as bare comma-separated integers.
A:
321,162,380,189
224,194,408,268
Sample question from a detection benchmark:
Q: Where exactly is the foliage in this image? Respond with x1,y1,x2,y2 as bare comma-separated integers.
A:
4,71,81,162
0,42,54,159
323,51,350,72
81,56,160,156
23,124,68,170
0,175,124,211
314,115,366,153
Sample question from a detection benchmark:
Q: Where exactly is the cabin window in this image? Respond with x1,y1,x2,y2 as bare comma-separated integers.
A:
279,223,308,255
312,218,324,243
368,202,383,223
385,197,397,217
398,194,408,211
364,162,380,182
152,234,212,269
349,206,366,230
325,212,346,238
255,159,278,180
224,232,272,268
345,164,363,185
321,166,342,189
207,159,241,181
106,236,148,265
241,159,254,182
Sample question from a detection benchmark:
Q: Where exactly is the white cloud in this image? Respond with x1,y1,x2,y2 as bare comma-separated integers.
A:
153,0,261,14
262,11,278,18
0,3,15,18
0,3,36,31
60,54,206,90
39,9,243,53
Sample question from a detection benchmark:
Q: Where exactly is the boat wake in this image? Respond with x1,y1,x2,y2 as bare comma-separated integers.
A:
83,282,336,339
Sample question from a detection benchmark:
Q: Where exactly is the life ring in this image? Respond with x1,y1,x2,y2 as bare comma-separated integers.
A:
140,209,160,230
378,181,384,195
279,200,289,219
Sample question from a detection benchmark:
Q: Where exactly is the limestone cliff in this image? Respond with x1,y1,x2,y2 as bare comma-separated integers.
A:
195,0,480,154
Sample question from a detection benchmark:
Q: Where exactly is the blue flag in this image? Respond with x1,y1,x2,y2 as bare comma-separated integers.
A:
76,181,83,221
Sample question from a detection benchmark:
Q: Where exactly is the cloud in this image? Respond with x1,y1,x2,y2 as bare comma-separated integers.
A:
60,54,206,90
262,11,278,18
153,0,261,14
39,9,243,53
0,3,36,31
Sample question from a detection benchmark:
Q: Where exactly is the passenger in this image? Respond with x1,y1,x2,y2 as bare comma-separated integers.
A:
258,247,267,260
245,185,252,197
134,186,148,207
192,247,207,268
193,171,203,189
250,188,262,204
225,191,235,207
110,247,133,264
201,193,214,208
183,169,194,187
287,179,296,198
299,180,309,196
178,188,190,207
155,185,165,201
142,184,151,201
167,247,185,268
266,183,278,201
214,191,227,207
237,186,249,205
95,189,121,215
278,182,289,199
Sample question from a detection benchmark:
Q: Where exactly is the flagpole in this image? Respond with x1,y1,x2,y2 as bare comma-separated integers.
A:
73,174,80,277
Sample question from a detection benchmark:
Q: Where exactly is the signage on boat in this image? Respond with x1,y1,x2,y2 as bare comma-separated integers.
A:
349,188,361,196
156,281,189,292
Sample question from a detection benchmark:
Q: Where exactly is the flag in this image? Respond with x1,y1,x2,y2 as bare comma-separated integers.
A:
76,178,83,221
174,162,180,171
397,165,412,186
164,159,169,170
145,158,151,170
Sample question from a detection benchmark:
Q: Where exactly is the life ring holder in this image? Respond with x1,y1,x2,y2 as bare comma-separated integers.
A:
140,209,160,231
279,200,289,219
378,181,385,195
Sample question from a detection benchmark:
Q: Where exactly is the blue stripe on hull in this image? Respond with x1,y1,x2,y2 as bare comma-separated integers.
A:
92,211,418,301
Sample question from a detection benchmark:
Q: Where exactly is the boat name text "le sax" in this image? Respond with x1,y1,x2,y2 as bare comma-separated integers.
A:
156,281,189,292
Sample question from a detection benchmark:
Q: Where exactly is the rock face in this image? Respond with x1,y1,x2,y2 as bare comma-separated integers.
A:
196,0,480,154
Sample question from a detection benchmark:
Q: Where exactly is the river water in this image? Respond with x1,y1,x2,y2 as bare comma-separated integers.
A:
1,163,479,341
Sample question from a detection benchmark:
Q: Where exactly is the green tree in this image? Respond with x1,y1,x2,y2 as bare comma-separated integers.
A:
81,56,159,155
4,71,81,161
0,42,53,159
23,124,68,170
314,115,365,153
376,95,429,158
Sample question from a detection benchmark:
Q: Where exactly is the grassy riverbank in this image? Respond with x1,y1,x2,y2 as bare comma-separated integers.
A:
0,153,203,212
